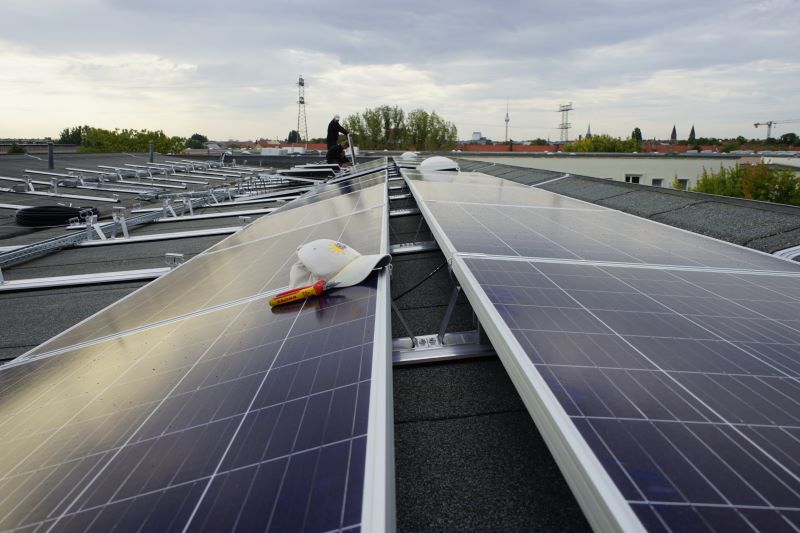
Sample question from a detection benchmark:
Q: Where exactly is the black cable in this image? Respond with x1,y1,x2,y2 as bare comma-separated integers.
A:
393,260,448,302
15,206,99,227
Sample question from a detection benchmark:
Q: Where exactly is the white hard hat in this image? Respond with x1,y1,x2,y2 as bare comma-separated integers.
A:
289,239,390,289
333,114,340,121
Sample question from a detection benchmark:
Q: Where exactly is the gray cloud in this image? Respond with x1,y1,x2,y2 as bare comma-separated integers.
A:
1,0,798,140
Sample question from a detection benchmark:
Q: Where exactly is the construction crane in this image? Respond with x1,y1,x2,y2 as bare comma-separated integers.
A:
753,118,800,139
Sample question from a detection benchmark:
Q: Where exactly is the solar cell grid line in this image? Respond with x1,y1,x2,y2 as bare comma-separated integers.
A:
451,255,800,532
0,173,393,531
20,179,387,357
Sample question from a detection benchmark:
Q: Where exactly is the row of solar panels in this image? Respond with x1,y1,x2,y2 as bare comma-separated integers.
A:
2,154,799,532
402,167,800,532
0,159,393,532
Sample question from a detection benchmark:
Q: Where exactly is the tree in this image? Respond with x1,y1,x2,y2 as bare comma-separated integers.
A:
75,127,185,154
692,164,800,205
57,125,87,145
185,133,208,149
566,133,636,153
7,143,26,154
631,127,642,151
779,132,799,146
287,130,301,144
344,105,455,150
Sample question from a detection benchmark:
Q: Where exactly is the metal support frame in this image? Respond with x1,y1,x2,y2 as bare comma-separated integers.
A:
389,208,420,218
0,185,232,267
165,253,185,268
111,207,129,239
0,267,170,292
391,330,494,365
78,227,239,247
773,244,800,261
389,241,439,255
437,285,461,345
390,301,416,347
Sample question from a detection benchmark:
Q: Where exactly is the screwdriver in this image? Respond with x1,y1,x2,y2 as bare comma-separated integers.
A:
268,280,339,307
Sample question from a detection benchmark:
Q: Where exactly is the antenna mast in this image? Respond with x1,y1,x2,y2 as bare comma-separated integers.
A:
297,75,308,148
505,102,510,143
558,102,574,143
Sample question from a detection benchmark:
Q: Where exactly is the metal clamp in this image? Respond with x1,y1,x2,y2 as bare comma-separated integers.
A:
111,207,129,239
165,253,185,268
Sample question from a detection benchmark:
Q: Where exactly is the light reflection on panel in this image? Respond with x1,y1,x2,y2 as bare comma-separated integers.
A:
409,179,595,210
403,169,514,187
208,176,385,253
0,279,378,532
25,184,386,356
425,201,800,272
272,171,386,214
460,256,800,531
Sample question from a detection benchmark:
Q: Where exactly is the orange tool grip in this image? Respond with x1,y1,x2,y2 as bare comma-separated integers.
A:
268,280,326,307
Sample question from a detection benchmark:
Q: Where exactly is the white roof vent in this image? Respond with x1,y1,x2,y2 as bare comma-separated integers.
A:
400,151,419,160
419,156,459,172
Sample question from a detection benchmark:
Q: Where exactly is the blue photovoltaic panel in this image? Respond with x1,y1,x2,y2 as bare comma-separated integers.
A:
418,195,800,272
0,167,391,532
457,257,800,531
404,165,800,531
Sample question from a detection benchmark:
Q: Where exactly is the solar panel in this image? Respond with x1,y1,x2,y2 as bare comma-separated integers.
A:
404,170,800,273
22,175,388,356
404,165,800,531
0,163,393,532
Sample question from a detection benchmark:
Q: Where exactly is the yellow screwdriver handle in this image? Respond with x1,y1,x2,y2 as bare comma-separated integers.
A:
268,285,318,307
268,280,327,307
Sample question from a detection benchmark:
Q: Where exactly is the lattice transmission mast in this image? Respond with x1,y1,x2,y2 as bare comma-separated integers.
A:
297,75,308,147
558,102,574,143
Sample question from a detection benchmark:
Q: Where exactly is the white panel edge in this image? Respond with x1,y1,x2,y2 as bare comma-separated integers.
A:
452,254,645,533
361,175,396,532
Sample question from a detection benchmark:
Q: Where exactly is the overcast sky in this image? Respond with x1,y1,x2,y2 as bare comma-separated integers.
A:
2,0,799,142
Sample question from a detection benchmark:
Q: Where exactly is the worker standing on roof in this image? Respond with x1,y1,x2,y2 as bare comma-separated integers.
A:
326,114,349,149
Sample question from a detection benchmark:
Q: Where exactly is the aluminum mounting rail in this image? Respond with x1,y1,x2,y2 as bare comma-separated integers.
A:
0,267,170,292
78,226,240,246
64,167,111,175
116,179,185,190
23,169,74,178
18,189,120,203
0,191,226,267
0,175,50,186
76,183,162,195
